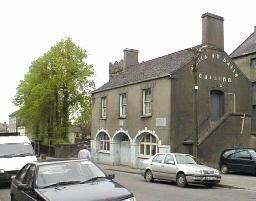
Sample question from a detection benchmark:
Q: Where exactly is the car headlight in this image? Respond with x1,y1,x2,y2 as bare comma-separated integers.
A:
214,170,220,175
0,169,4,174
194,170,203,175
123,197,136,201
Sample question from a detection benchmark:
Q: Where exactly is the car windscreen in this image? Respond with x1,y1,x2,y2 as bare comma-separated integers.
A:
0,143,34,157
175,154,197,164
37,161,106,188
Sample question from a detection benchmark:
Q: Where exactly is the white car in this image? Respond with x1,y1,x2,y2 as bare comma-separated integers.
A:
140,153,221,187
0,135,37,183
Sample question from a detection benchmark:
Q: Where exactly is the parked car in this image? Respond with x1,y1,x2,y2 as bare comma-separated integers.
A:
219,148,256,175
10,159,136,201
0,135,37,184
140,153,221,187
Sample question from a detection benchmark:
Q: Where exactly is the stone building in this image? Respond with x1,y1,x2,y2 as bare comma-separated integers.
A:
91,13,255,168
230,27,256,144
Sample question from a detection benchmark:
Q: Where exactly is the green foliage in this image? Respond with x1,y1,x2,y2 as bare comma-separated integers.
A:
14,38,95,144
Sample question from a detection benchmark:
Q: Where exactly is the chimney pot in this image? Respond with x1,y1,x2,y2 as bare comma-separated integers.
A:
202,12,224,50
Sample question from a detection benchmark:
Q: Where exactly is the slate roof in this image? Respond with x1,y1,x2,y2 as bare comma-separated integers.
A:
230,30,256,58
93,48,195,93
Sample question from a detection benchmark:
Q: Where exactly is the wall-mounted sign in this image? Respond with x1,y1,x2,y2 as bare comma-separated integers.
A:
156,118,166,127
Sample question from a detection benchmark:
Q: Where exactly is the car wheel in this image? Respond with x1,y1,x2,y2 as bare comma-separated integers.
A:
145,170,154,182
176,173,187,187
220,165,229,174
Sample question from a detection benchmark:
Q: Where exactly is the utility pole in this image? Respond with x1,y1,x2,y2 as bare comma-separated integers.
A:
189,45,208,159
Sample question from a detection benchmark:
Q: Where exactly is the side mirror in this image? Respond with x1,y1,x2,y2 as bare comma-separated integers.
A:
106,173,115,180
17,184,32,191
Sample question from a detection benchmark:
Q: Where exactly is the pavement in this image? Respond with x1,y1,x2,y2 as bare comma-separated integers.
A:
98,163,256,191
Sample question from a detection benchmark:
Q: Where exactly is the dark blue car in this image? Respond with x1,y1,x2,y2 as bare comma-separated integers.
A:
10,159,136,201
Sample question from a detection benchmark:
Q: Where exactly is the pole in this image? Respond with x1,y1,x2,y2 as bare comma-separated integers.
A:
192,56,199,159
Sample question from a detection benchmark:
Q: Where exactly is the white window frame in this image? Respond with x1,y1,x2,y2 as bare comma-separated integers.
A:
139,134,158,157
142,88,152,116
119,93,127,118
99,133,110,151
101,97,107,118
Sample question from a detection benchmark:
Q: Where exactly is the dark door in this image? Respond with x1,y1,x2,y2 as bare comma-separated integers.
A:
210,90,224,121
229,150,255,173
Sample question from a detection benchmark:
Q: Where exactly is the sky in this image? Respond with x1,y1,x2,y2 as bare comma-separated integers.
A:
0,0,255,123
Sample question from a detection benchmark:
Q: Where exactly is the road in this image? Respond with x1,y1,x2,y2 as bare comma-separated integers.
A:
1,171,256,201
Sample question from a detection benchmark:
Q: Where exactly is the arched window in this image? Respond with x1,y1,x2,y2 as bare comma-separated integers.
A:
139,134,158,156
99,133,110,151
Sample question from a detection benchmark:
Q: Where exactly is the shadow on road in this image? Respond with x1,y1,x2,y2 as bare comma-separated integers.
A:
0,183,10,190
153,180,219,189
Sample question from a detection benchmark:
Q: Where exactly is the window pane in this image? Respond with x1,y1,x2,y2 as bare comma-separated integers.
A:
140,144,144,155
146,145,150,155
152,145,156,155
141,137,145,142
152,136,156,143
106,141,110,151
145,134,150,142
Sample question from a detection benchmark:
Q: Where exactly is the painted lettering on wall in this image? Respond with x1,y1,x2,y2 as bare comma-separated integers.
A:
195,52,239,79
198,73,232,83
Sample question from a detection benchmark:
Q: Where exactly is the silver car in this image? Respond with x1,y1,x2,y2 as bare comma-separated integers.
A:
140,153,221,187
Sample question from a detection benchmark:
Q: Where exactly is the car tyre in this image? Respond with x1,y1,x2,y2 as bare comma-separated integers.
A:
145,170,154,182
176,173,187,187
220,164,229,174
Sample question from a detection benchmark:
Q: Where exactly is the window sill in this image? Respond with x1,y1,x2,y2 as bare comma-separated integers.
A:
140,114,152,118
138,155,151,159
119,116,126,119
100,117,107,120
98,150,110,154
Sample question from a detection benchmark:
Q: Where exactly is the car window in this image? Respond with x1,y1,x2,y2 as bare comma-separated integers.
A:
222,150,235,158
23,165,36,186
175,154,197,164
16,164,31,183
248,149,256,158
164,154,175,164
37,160,105,188
232,150,251,159
152,154,165,163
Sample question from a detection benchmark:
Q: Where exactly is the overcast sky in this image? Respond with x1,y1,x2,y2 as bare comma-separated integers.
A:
0,0,255,123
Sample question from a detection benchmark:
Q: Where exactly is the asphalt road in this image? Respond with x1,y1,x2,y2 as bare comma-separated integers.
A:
1,171,256,201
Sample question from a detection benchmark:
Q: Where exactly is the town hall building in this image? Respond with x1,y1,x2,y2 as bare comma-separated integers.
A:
91,13,256,168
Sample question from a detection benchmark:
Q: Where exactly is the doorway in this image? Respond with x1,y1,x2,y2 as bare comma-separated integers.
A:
210,90,224,121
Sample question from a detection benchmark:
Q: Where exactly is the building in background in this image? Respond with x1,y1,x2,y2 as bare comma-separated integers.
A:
8,111,26,135
0,122,8,132
91,13,255,168
230,27,256,142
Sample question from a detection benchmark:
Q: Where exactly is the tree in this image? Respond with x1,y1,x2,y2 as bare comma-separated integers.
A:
14,38,95,144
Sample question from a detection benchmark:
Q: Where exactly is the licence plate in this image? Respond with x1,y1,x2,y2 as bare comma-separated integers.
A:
205,177,216,180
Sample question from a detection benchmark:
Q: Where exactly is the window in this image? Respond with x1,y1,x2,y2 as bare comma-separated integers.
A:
164,154,175,164
100,133,110,151
119,93,127,118
152,154,165,163
142,88,152,116
139,134,158,156
232,150,251,159
250,58,256,67
101,97,107,118
23,165,36,187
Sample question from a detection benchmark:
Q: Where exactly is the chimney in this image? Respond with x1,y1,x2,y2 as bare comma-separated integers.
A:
123,48,139,68
202,13,224,50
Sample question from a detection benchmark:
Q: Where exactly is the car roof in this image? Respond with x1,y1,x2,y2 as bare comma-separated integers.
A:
30,158,91,166
156,153,191,156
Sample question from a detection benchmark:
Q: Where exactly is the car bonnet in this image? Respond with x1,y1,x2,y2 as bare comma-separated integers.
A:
35,179,133,201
